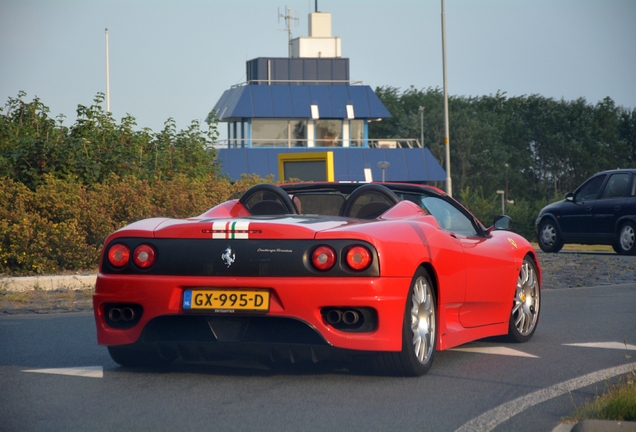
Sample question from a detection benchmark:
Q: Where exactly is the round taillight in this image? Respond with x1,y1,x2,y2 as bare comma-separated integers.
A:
311,246,336,271
133,244,156,269
346,245,372,271
108,244,130,268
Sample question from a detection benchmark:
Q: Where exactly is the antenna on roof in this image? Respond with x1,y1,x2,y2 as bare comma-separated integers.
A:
278,6,299,57
315,0,318,12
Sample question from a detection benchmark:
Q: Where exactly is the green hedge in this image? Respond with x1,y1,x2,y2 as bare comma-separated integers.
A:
0,175,544,276
0,174,271,276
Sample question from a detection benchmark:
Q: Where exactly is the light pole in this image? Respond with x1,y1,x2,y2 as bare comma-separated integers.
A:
505,163,509,202
105,28,110,113
497,190,505,214
441,0,452,197
378,161,389,182
419,106,425,148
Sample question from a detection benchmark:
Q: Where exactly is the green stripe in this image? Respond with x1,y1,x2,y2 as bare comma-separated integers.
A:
230,221,237,239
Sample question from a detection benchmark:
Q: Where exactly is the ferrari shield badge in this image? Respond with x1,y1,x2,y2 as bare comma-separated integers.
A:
222,247,236,267
507,238,518,248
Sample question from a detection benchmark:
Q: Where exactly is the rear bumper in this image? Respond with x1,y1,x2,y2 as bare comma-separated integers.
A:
93,274,411,352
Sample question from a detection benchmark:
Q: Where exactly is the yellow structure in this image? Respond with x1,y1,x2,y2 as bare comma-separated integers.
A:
278,151,334,182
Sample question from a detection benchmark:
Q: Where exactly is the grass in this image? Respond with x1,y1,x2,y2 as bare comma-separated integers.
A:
560,244,614,252
0,288,93,312
530,242,614,253
564,371,636,423
0,290,31,303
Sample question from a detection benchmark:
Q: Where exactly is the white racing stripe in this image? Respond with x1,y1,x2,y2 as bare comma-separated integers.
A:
212,220,250,239
451,346,539,358
454,362,636,432
22,366,103,378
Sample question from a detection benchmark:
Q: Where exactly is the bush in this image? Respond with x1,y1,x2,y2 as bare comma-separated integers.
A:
0,173,273,276
0,212,96,275
0,92,219,189
0,92,279,275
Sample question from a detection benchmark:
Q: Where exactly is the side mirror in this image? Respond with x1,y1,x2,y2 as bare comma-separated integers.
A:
486,215,512,234
494,215,512,230
565,192,574,202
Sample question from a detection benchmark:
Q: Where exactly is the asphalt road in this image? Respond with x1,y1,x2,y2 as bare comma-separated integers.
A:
1,283,635,432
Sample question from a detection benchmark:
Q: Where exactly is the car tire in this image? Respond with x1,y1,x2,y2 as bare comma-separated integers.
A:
614,222,636,255
108,345,175,368
374,268,437,376
507,257,540,343
538,220,564,253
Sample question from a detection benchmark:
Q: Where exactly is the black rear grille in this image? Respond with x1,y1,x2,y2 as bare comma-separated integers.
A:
140,315,328,346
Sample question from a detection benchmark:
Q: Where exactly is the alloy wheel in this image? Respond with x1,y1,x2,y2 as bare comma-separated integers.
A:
410,276,436,364
512,261,540,336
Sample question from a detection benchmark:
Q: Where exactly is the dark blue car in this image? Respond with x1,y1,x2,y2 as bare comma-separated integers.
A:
535,169,636,255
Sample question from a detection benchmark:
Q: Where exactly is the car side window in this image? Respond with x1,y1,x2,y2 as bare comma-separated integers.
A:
421,197,478,236
601,173,630,199
574,175,606,201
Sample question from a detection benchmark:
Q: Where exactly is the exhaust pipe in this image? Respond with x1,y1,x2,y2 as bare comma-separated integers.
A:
326,309,343,325
104,303,142,329
321,307,377,332
107,307,136,322
325,308,360,325
108,308,122,322
121,307,135,321
342,310,360,325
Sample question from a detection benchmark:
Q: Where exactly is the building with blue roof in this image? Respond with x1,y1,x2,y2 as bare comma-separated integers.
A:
208,10,445,183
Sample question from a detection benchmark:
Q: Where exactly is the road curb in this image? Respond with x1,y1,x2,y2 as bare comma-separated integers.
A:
0,274,96,292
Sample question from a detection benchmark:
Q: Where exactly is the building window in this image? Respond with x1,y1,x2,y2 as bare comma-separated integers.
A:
350,120,364,147
251,119,307,147
252,120,288,147
315,120,342,147
229,121,245,147
291,120,306,147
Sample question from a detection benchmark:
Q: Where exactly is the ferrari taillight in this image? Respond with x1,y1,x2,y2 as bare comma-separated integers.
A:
311,246,336,271
346,245,372,271
108,244,130,268
133,244,156,269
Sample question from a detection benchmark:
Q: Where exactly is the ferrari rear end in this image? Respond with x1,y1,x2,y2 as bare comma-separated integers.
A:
93,213,411,367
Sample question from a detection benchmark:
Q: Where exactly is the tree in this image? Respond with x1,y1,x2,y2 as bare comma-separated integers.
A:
0,92,220,188
371,87,635,204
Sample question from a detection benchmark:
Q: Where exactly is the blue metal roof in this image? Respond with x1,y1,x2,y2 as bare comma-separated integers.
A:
215,148,445,182
210,85,392,121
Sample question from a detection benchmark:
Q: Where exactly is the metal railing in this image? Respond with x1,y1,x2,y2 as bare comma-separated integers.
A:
231,79,364,88
211,138,422,149
368,139,422,149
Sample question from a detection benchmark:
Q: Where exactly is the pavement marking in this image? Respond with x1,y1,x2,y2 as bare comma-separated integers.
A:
564,342,636,351
451,346,539,358
22,366,103,378
454,362,636,432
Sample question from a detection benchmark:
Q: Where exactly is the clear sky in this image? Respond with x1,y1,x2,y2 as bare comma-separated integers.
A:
1,0,635,137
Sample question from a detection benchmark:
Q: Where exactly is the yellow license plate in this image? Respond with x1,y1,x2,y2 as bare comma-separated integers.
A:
183,289,269,312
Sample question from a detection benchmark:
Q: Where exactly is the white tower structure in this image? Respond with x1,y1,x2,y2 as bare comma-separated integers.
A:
290,12,341,58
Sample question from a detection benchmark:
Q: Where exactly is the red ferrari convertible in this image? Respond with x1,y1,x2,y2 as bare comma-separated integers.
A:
94,182,541,376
